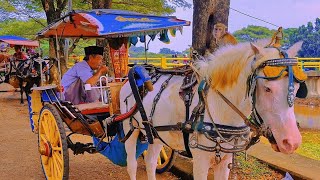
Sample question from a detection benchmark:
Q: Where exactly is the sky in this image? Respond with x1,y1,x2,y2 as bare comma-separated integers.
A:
144,0,320,53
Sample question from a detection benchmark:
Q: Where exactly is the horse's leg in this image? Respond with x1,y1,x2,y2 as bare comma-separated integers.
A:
24,80,33,102
125,129,140,180
19,78,24,104
192,149,211,180
213,153,232,180
144,139,162,180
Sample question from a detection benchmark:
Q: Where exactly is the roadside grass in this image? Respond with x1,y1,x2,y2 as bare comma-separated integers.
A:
237,129,320,179
296,129,320,161
238,153,283,179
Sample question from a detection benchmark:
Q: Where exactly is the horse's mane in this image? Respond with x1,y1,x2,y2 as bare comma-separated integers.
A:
195,39,270,90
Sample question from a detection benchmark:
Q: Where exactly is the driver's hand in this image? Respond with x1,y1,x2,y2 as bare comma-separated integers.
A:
98,65,108,75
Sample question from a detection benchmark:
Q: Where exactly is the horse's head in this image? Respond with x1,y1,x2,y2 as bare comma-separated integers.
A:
249,41,307,154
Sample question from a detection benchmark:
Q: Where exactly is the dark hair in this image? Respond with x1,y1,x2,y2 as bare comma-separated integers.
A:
14,45,22,50
83,55,89,61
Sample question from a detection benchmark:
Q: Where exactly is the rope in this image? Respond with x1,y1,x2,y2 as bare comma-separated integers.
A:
230,7,279,28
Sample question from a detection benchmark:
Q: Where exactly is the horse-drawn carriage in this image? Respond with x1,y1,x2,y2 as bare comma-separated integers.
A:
0,35,40,83
28,8,310,180
28,9,190,179
0,35,53,104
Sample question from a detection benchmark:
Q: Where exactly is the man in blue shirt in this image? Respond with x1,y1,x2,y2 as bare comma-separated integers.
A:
61,46,108,104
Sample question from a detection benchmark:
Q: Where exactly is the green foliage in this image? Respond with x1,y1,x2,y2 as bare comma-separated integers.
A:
110,0,174,15
0,19,45,38
233,25,274,42
296,130,320,161
159,47,179,54
286,18,320,57
0,0,16,12
238,153,281,179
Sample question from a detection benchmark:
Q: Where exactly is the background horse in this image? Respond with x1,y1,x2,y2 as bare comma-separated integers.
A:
14,55,43,104
120,40,304,180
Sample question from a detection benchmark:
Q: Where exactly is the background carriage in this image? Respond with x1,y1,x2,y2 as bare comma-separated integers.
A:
28,9,190,179
0,35,39,84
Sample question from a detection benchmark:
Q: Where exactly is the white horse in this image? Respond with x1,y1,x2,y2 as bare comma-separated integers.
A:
120,40,304,180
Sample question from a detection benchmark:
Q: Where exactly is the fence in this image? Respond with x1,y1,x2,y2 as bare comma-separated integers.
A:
296,58,320,70
67,56,320,71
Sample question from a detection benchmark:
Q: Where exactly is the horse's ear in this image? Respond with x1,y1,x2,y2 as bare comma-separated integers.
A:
250,42,262,55
287,41,303,57
250,43,264,71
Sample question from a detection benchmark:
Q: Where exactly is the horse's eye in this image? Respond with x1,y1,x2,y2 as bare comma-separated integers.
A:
264,86,272,93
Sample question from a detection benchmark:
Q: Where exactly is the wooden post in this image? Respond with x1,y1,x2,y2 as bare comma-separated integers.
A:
161,57,167,69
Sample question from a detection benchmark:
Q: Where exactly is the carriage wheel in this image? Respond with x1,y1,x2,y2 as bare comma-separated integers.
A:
38,104,69,180
155,145,177,173
143,145,177,174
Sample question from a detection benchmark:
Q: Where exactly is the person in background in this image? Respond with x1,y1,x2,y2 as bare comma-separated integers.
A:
183,54,188,64
13,45,27,60
61,46,108,104
172,53,178,64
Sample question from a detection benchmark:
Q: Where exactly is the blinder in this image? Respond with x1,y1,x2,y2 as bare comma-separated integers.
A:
250,50,308,107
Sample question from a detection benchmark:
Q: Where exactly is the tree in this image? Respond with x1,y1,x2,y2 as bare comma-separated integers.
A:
0,0,191,75
286,19,320,57
159,48,177,55
315,18,320,32
233,25,274,42
192,0,230,55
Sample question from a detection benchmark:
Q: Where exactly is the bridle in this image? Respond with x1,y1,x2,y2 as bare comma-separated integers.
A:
245,48,302,145
196,48,304,151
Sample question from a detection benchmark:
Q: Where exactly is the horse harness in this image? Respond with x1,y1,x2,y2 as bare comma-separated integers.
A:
107,48,304,173
118,65,252,156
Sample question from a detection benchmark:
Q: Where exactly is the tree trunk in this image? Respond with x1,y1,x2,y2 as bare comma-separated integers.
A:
92,0,114,76
41,0,68,84
192,0,230,55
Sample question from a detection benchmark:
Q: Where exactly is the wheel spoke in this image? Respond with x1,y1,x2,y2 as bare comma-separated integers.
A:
52,146,62,152
161,148,168,161
52,131,60,147
52,157,59,178
41,114,51,138
40,134,47,142
49,117,56,141
157,155,162,165
53,151,63,168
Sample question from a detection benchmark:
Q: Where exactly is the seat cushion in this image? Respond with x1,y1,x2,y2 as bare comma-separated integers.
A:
75,102,110,115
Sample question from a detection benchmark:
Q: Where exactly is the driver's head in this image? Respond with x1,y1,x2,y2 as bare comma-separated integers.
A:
14,45,22,52
84,46,104,70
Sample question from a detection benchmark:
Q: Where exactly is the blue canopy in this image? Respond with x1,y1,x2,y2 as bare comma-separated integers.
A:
37,9,190,38
0,35,39,47
0,35,29,41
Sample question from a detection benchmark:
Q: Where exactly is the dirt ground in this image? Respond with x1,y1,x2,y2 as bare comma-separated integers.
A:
0,92,178,180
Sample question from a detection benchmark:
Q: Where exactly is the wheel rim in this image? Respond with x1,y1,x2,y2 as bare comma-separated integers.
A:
39,109,64,180
156,146,173,169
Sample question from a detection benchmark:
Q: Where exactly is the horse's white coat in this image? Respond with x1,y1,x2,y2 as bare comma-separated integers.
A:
120,40,303,180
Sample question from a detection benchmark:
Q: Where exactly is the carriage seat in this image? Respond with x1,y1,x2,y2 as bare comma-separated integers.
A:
73,82,124,115
74,102,110,115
